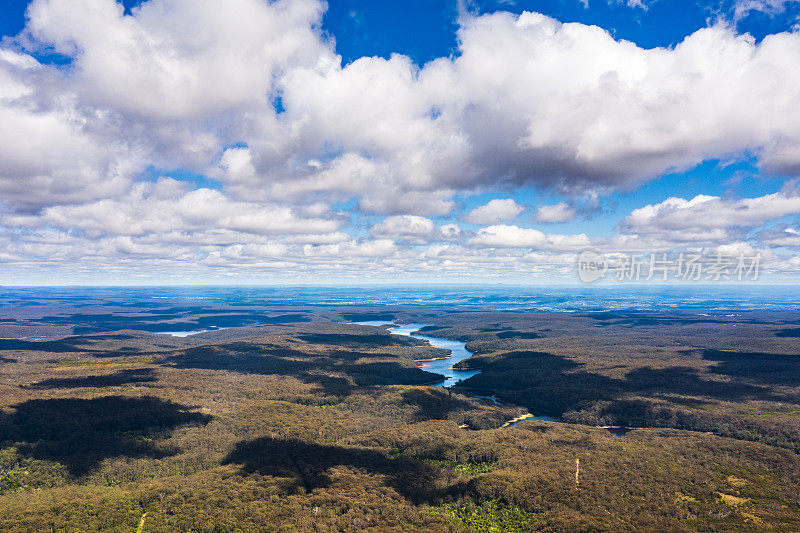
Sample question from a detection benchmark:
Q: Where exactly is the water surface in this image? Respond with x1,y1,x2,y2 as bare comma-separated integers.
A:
388,323,481,387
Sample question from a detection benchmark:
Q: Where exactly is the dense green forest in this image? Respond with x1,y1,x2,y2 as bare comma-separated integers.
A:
1,304,800,531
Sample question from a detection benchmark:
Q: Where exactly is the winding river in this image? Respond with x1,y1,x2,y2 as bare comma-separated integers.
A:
387,323,481,387
353,321,565,426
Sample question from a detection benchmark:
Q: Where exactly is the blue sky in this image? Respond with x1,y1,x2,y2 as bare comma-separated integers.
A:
4,0,800,54
322,0,800,64
1,0,800,284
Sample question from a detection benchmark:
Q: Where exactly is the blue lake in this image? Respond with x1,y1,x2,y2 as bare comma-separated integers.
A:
388,323,481,387
351,321,480,387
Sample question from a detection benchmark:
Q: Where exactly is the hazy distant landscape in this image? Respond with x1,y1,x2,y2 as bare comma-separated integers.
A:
1,287,799,531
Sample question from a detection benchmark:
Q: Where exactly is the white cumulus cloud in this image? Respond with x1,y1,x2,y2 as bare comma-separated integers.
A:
469,224,591,250
370,215,435,241
2,2,800,280
534,202,577,223
465,199,525,224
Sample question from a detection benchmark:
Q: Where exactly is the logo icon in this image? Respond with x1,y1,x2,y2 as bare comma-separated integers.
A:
577,250,608,283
